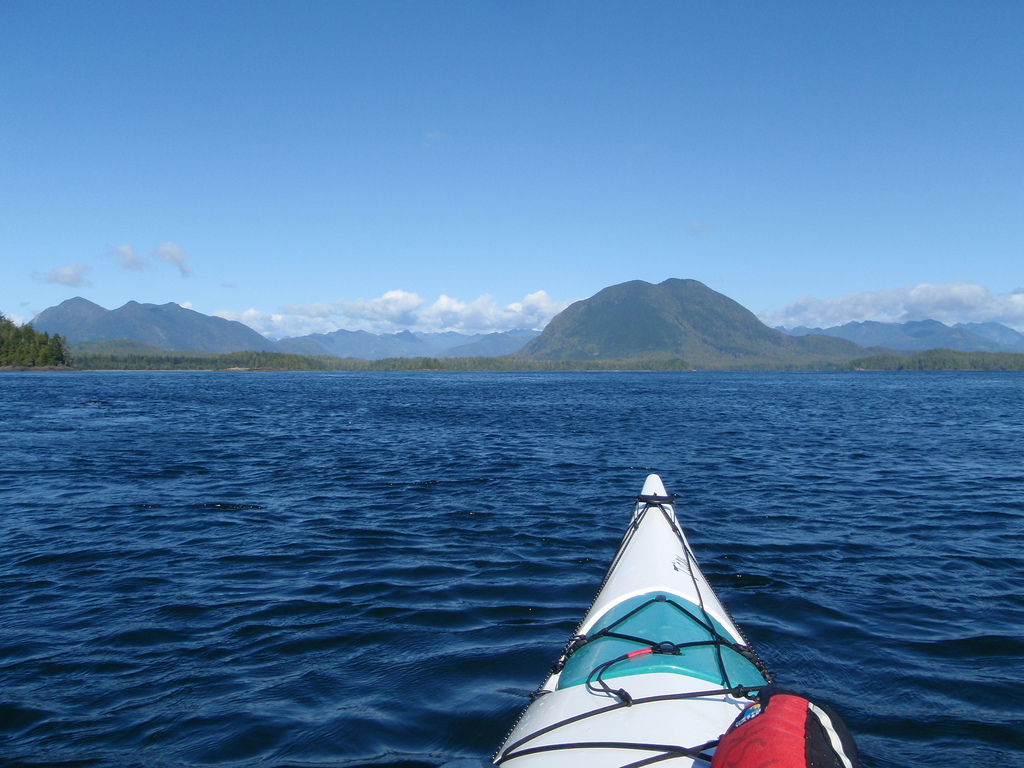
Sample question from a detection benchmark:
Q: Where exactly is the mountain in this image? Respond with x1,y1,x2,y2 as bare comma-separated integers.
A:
278,328,537,359
32,298,277,353
30,296,108,332
782,319,1024,352
953,322,1024,352
519,278,863,367
441,329,541,357
279,328,411,359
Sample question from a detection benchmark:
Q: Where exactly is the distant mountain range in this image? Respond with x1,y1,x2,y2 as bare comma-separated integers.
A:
275,327,540,359
28,284,1024,368
780,319,1024,353
30,297,539,359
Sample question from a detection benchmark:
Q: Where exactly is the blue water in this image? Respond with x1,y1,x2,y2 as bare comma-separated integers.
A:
1,371,1022,767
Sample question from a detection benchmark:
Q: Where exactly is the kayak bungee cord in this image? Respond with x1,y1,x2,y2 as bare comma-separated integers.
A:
495,687,764,766
496,492,769,767
548,494,772,697
578,593,758,704
498,737,721,767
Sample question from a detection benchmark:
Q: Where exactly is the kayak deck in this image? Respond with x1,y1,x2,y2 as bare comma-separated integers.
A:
495,475,771,768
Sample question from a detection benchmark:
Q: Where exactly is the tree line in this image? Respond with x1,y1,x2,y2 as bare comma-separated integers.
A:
68,350,696,371
842,349,1024,371
0,313,71,367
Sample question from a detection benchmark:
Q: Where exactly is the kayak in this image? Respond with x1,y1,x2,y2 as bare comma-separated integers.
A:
494,474,773,768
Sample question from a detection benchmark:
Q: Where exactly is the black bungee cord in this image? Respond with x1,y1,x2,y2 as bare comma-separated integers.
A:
497,493,771,767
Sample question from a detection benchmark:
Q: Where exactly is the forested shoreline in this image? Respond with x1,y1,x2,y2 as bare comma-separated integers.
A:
0,314,71,367
60,349,1024,371
67,351,694,371
843,349,1024,371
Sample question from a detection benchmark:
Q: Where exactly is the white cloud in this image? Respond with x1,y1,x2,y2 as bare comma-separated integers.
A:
218,292,428,339
218,289,576,339
150,241,193,277
181,301,194,310
418,290,570,333
213,308,294,339
39,263,91,286
108,244,149,271
759,282,1024,332
337,289,426,329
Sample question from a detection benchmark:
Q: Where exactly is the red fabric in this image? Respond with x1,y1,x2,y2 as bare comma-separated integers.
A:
710,694,809,768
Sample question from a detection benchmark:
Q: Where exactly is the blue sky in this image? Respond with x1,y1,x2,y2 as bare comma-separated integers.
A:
3,1,1022,336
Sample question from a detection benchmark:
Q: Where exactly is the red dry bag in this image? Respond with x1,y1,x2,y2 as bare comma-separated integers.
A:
710,686,860,768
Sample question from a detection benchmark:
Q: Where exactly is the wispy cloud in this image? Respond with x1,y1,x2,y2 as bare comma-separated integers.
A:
37,263,91,287
688,220,712,235
150,242,193,277
108,244,149,271
759,282,1024,331
216,289,576,339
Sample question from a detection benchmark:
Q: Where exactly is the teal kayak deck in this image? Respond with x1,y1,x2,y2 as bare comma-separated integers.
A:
557,592,766,690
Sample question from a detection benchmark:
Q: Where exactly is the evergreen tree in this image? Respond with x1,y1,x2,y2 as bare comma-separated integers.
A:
0,312,70,367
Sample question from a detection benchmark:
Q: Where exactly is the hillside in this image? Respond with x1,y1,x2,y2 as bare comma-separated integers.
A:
519,278,863,368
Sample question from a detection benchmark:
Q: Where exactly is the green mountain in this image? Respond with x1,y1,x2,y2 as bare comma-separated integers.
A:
32,298,277,353
31,296,108,332
519,278,863,368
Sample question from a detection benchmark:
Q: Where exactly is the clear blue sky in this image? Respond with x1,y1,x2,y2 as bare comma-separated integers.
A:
3,1,1022,336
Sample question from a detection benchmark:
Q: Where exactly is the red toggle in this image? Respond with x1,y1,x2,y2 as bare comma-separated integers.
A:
627,648,653,659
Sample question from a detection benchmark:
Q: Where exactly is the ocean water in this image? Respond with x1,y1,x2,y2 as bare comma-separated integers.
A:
1,371,1022,768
